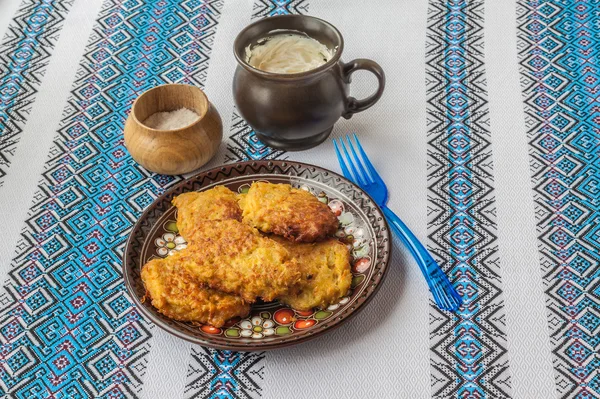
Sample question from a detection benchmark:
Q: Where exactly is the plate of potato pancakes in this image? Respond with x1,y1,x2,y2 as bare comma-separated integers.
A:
123,161,391,350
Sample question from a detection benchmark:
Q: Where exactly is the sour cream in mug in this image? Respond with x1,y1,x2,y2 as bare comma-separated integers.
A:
245,32,334,74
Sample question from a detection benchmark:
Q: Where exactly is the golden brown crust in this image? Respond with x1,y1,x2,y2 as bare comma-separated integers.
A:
175,219,302,302
145,184,346,326
273,237,352,310
141,257,250,327
172,186,241,240
239,182,339,242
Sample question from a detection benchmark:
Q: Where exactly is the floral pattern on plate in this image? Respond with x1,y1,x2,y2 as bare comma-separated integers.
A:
155,232,187,257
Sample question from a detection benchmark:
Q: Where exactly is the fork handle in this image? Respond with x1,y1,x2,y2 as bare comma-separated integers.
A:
382,206,462,311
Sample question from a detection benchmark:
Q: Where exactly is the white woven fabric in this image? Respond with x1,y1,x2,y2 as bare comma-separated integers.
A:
485,1,556,397
0,0,21,40
0,0,572,398
0,0,104,296
261,0,432,397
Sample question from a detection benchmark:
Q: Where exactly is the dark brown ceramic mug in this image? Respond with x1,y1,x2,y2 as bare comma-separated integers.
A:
233,15,385,151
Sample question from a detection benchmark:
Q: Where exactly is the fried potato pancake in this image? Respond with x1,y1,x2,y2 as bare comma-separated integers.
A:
172,185,241,240
273,237,352,310
239,182,339,242
141,258,250,327
177,219,302,302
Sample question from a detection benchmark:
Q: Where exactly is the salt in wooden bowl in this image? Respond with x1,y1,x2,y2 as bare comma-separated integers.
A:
124,84,223,175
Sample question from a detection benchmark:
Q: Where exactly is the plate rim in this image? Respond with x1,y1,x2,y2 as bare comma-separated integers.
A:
122,160,392,351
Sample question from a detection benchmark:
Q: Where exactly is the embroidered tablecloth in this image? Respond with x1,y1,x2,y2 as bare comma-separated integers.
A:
0,0,598,397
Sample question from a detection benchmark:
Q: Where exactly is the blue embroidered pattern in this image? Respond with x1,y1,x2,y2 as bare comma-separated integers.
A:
0,0,72,185
0,0,227,397
426,0,512,397
185,348,265,398
517,1,600,397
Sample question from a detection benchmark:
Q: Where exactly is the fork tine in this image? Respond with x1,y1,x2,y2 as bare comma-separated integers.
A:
333,139,354,182
340,137,367,186
432,285,451,310
346,134,374,184
430,273,461,311
353,133,383,184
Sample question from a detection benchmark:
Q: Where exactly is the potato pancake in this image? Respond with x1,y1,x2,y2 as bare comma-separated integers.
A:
172,185,241,240
174,219,302,303
273,237,352,310
141,258,250,327
239,182,338,242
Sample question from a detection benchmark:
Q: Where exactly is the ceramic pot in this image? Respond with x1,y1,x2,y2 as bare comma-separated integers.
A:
233,15,385,151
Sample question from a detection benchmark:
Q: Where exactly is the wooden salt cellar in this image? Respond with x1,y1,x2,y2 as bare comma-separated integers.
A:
124,84,222,175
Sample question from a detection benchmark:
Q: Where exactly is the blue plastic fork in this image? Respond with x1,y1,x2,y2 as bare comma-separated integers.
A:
333,134,462,311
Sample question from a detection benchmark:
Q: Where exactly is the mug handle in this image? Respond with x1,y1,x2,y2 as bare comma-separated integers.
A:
342,59,385,119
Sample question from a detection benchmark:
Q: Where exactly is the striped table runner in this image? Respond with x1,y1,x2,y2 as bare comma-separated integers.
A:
0,0,597,397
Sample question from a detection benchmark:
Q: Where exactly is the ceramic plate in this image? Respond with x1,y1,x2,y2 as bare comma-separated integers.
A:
123,161,391,350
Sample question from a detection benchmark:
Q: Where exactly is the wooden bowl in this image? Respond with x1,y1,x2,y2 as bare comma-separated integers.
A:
124,84,222,175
